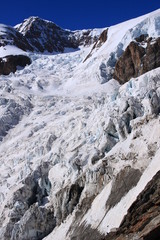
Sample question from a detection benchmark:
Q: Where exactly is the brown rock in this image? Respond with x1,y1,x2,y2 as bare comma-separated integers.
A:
0,55,31,75
114,41,145,84
75,29,100,47
103,171,160,240
105,167,141,211
98,29,108,45
83,28,108,62
143,38,160,73
16,17,100,53
114,37,160,84
135,34,149,43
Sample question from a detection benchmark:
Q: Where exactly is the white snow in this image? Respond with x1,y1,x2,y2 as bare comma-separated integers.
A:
0,8,160,240
0,23,27,57
78,113,160,234
99,148,160,233
0,45,26,58
44,214,74,240
81,181,112,228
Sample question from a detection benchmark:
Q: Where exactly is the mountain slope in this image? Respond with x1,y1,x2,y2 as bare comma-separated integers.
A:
15,16,103,53
0,24,33,53
0,9,160,240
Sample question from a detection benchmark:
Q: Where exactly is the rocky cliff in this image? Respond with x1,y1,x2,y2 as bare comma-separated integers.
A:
103,171,160,240
114,36,160,84
15,16,103,53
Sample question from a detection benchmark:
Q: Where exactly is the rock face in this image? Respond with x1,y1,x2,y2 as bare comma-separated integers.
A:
114,36,160,84
0,25,33,51
0,24,32,76
0,55,31,75
105,167,142,211
15,17,101,53
15,17,78,53
143,37,160,73
83,28,108,62
103,171,160,240
74,29,101,47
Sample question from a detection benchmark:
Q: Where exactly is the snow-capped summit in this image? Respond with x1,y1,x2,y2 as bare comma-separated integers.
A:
15,16,103,53
15,16,61,33
15,16,77,52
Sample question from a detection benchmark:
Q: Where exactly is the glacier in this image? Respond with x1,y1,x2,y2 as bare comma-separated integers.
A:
0,8,160,240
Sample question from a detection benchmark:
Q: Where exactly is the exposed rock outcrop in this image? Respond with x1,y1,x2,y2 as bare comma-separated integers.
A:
83,28,108,62
105,167,141,211
70,224,105,240
0,55,31,75
103,171,160,240
15,17,78,53
143,37,160,73
114,36,160,84
68,167,142,240
0,25,33,51
74,29,102,47
15,17,101,53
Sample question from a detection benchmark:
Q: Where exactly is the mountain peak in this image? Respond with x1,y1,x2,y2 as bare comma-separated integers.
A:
14,16,102,53
15,16,75,52
15,16,61,36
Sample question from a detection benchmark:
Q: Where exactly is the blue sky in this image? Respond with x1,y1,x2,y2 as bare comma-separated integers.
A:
1,0,160,30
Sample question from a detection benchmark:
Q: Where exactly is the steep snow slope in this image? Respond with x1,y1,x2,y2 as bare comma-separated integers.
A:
0,24,25,57
0,24,33,54
0,9,160,240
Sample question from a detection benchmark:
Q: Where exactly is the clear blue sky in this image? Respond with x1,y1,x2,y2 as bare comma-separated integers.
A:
1,0,160,30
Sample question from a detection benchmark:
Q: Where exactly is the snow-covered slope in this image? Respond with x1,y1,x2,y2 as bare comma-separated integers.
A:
0,24,33,55
0,9,160,240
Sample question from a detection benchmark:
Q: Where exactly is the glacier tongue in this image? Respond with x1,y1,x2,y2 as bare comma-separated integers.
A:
0,8,160,240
